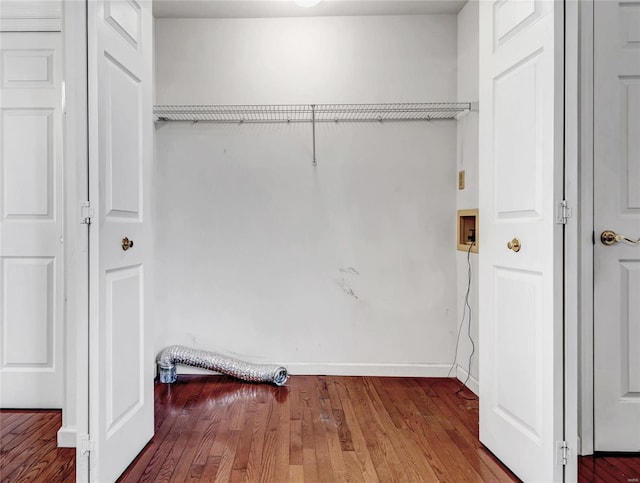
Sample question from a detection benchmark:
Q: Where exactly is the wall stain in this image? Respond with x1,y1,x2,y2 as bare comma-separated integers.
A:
335,277,359,299
339,266,360,276
335,267,359,299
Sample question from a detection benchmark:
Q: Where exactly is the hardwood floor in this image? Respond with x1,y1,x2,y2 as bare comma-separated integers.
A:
118,376,517,482
0,409,75,482
1,376,639,482
579,454,640,483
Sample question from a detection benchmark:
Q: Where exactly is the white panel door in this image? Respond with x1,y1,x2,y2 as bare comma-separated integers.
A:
593,0,640,452
0,32,63,408
87,0,154,480
479,1,565,481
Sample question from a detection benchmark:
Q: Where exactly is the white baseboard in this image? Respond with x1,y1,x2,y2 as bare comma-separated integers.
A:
177,362,454,378
287,362,453,377
57,425,76,448
455,364,479,396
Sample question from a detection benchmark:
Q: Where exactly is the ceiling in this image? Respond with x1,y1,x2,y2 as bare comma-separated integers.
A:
153,0,468,19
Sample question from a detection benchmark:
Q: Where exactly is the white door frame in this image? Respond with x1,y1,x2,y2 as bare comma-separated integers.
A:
566,0,601,460
578,0,595,456
58,0,90,450
565,0,581,475
59,0,90,475
57,0,585,477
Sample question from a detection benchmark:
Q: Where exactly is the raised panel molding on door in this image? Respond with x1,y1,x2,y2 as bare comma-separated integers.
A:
2,109,54,218
104,265,143,437
493,0,540,49
493,50,543,218
0,1,62,32
2,258,55,367
103,54,141,218
620,262,640,395
1,49,54,87
620,3,640,46
621,77,640,211
104,0,141,47
0,32,63,409
493,267,543,443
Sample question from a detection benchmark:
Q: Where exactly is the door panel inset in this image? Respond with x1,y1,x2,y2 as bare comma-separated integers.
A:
105,0,141,47
104,54,141,219
1,257,54,367
493,52,542,219
105,266,143,436
2,109,53,219
493,0,540,49
1,49,54,87
493,267,542,442
620,3,640,46
621,78,640,210
620,261,640,395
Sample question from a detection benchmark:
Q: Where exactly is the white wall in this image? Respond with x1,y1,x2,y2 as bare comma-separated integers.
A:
155,16,456,105
154,15,460,376
455,0,480,392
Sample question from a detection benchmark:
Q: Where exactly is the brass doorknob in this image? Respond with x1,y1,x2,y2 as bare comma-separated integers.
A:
507,238,521,252
122,237,134,251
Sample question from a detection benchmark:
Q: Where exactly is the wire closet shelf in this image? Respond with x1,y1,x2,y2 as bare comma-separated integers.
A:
153,102,471,123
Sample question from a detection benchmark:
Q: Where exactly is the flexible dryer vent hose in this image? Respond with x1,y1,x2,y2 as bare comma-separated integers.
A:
157,345,289,386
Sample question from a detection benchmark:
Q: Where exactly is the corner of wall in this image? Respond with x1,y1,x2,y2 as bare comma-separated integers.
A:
455,0,480,385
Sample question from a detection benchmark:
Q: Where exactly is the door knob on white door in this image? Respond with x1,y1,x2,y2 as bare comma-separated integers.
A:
122,237,134,251
600,230,640,246
507,238,521,252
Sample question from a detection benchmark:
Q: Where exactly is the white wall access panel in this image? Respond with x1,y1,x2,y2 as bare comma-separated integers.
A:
0,32,64,408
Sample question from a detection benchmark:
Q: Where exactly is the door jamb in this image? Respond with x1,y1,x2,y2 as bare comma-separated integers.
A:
564,0,581,474
58,0,90,450
62,0,589,475
62,0,90,479
578,0,595,457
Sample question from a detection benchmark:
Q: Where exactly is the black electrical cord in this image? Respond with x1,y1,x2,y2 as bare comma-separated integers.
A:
448,240,477,400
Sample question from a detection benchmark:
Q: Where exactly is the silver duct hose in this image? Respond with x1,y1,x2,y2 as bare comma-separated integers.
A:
157,345,289,386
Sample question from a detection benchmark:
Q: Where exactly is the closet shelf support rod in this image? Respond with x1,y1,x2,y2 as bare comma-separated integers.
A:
312,104,317,166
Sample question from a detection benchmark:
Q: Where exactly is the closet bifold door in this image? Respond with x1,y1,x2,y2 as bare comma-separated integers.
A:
85,0,155,481
0,32,64,409
478,0,565,481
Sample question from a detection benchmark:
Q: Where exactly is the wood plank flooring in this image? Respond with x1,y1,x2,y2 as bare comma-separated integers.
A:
1,376,639,482
118,376,518,482
579,454,640,483
0,409,75,482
